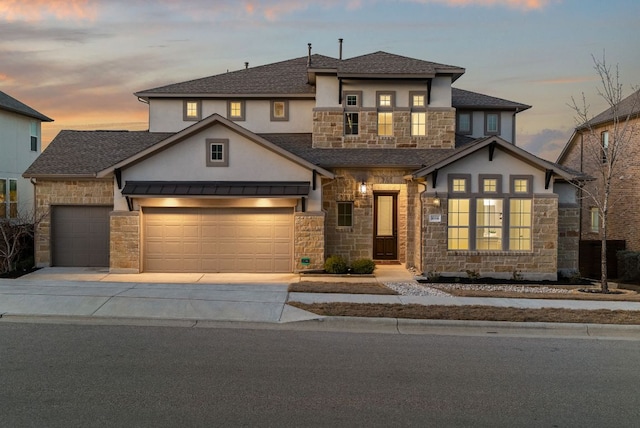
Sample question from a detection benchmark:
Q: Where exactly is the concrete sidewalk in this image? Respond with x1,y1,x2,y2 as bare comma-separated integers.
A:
0,266,639,339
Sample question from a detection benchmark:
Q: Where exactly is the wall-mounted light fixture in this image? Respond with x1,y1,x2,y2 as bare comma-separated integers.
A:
359,181,367,195
432,192,441,207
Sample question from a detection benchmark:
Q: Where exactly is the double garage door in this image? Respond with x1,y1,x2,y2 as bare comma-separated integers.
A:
143,207,293,273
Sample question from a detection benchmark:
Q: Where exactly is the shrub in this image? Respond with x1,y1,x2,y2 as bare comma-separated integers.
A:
324,255,348,274
350,258,376,274
617,250,640,282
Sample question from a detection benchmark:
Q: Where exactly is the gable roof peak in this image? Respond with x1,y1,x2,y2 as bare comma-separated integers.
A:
0,90,53,122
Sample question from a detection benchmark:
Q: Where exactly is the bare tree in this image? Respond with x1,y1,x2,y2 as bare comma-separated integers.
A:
569,53,640,292
0,209,46,275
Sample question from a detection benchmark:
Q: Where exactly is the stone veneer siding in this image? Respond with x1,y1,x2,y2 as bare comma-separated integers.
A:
323,168,413,264
312,108,455,149
110,211,140,273
33,179,113,267
557,203,580,276
422,194,559,281
294,211,325,271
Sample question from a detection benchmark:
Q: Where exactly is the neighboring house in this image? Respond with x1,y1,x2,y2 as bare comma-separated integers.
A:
24,49,582,279
0,91,53,219
557,89,640,276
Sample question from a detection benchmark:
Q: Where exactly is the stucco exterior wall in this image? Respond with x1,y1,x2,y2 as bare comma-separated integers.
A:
0,110,42,216
148,99,315,134
33,179,113,267
421,194,559,280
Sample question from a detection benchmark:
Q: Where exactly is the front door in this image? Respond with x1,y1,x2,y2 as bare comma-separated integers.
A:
373,193,397,259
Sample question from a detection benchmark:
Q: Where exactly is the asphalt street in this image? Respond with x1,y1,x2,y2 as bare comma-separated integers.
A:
2,322,639,427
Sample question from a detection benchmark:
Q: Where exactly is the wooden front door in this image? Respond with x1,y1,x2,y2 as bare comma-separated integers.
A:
373,193,398,259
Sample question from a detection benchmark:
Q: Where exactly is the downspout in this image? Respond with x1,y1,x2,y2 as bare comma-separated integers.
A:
416,180,428,274
511,108,519,145
29,177,38,267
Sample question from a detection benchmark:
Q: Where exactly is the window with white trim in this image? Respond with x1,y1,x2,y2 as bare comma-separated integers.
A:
206,139,229,167
601,131,609,163
30,121,38,151
410,91,427,136
344,113,359,135
590,207,600,233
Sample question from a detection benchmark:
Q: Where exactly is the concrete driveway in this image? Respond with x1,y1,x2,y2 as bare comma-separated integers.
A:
0,267,318,324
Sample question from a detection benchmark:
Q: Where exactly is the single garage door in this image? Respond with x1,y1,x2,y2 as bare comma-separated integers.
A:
143,207,293,273
51,205,111,267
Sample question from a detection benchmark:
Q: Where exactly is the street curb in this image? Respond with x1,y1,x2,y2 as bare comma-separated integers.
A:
1,314,639,340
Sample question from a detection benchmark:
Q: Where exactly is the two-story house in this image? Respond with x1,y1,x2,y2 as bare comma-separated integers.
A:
24,48,582,279
557,89,640,277
0,91,52,219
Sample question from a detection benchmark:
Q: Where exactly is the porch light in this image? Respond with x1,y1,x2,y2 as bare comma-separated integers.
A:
359,181,367,195
432,192,441,207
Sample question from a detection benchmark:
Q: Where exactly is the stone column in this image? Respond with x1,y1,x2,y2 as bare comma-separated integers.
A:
294,211,325,271
110,211,140,273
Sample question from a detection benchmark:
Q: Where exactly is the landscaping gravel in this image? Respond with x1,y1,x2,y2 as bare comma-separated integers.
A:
384,281,575,296
383,282,453,297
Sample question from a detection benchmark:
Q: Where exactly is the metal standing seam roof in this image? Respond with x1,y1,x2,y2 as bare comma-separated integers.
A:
121,181,311,197
0,91,53,122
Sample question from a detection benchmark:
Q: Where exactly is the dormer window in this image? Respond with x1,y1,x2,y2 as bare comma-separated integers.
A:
183,100,201,121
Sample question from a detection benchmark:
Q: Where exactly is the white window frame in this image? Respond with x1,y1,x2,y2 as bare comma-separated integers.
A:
206,139,229,167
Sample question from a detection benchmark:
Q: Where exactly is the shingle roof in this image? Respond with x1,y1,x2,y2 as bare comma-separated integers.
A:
452,88,531,111
135,55,340,97
335,51,464,80
260,134,454,168
23,130,172,177
0,91,53,122
581,88,640,128
135,51,465,97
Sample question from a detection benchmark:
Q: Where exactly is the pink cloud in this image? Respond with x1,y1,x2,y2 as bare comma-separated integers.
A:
0,0,97,21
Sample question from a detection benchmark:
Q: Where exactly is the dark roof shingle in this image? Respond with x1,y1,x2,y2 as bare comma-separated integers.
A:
0,91,53,122
452,88,531,111
23,130,172,177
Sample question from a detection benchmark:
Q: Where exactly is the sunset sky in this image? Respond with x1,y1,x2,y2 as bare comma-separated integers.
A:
2,0,638,160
